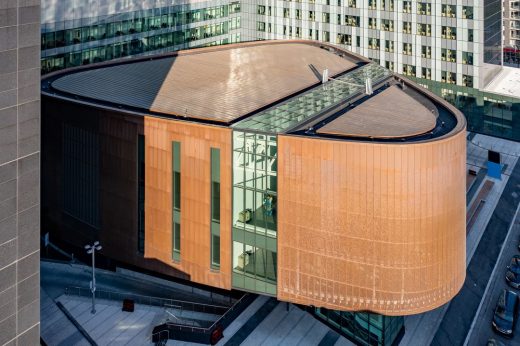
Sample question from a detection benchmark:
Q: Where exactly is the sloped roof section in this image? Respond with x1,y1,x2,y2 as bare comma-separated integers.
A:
317,85,438,138
51,42,357,123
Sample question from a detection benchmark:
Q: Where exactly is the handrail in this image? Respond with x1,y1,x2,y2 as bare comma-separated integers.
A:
64,286,254,343
148,329,170,345
158,292,254,335
64,286,229,315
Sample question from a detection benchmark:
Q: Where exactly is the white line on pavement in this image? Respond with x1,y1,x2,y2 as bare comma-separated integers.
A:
463,201,520,346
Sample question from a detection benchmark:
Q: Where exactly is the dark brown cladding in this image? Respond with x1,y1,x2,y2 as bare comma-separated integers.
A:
42,96,185,281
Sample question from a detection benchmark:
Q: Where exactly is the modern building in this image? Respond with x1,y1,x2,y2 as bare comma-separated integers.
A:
41,41,466,345
0,2,41,345
40,0,241,74
39,0,520,144
504,0,520,49
244,0,520,141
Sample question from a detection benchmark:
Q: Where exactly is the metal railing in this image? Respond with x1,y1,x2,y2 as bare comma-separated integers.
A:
65,286,255,344
148,329,170,346
151,292,255,343
64,286,229,316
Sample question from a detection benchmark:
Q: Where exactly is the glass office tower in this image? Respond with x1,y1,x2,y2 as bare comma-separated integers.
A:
41,0,241,74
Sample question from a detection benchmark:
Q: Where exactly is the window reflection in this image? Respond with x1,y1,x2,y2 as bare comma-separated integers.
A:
41,4,240,74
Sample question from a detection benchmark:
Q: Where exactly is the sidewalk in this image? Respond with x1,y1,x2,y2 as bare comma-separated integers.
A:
40,288,91,346
400,133,520,346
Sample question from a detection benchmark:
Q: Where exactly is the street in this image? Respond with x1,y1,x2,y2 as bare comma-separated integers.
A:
466,204,520,346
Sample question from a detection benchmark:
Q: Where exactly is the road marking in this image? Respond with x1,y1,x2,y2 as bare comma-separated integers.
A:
463,201,520,346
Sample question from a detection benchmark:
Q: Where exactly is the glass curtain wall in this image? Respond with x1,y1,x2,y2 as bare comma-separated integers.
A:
232,130,277,295
41,3,241,74
315,308,404,346
409,77,520,141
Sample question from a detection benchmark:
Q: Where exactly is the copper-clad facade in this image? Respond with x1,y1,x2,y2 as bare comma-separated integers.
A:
277,130,466,315
41,41,467,321
143,117,233,289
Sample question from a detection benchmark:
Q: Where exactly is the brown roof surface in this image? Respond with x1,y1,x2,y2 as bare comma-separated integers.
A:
317,85,437,138
51,42,357,123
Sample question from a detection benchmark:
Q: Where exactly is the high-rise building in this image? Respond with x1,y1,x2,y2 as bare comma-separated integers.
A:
243,0,520,141
40,0,241,74
41,40,467,346
504,0,520,52
245,0,501,89
39,0,520,142
0,2,41,345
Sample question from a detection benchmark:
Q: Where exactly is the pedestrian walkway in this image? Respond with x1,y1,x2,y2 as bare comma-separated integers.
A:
431,156,520,346
56,295,162,346
206,295,354,346
40,289,91,346
401,133,520,346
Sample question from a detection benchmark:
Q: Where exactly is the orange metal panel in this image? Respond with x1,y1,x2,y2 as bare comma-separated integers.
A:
277,129,466,315
143,117,232,290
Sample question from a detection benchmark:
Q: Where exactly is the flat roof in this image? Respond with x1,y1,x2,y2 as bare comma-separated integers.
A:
50,42,358,123
317,85,437,138
483,66,520,98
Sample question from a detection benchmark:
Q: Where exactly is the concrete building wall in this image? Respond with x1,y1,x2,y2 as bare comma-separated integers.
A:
0,1,41,345
504,0,520,48
242,0,486,88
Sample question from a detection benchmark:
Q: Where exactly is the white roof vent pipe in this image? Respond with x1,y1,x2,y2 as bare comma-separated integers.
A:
365,77,373,95
322,69,329,84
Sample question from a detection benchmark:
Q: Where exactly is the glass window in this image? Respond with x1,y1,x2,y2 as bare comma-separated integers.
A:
211,234,220,268
403,21,412,34
403,64,416,76
442,4,456,18
421,45,431,58
403,1,411,13
403,42,412,55
421,67,431,79
417,2,431,15
172,141,181,262
382,19,394,32
441,48,457,62
442,26,457,40
417,23,431,36
173,222,181,261
211,147,221,270
463,51,474,65
368,18,377,29
463,6,473,19
345,15,360,27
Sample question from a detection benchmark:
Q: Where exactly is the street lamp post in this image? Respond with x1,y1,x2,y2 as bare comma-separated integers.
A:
85,241,102,314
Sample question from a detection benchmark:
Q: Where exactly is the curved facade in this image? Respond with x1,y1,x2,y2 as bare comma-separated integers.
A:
277,129,466,315
41,40,466,319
